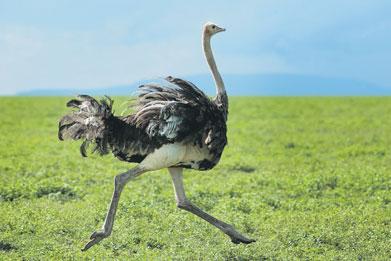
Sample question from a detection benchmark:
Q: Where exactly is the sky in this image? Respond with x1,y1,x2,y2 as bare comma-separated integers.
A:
0,0,390,95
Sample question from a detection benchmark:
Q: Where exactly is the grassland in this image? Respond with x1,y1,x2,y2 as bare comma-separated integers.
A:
0,96,390,260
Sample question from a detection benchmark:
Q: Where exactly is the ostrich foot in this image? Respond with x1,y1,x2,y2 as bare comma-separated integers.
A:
81,230,110,251
230,234,256,244
225,225,256,244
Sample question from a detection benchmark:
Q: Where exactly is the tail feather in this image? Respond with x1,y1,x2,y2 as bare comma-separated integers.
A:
58,95,113,156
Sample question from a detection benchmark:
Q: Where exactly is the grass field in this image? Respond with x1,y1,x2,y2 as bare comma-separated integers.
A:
0,96,390,260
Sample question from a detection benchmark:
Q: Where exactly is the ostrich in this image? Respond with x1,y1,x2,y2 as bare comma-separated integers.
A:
58,22,255,251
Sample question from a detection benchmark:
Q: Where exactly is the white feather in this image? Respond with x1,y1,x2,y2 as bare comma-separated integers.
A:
160,115,182,139
139,142,212,171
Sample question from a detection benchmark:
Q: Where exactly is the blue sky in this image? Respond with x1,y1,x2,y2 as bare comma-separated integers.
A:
0,0,390,95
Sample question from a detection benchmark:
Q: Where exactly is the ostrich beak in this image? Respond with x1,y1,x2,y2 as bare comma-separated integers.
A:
217,27,226,33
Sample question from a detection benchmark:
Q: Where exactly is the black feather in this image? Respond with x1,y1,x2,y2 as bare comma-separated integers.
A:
66,99,82,108
58,76,228,170
129,76,227,156
59,95,114,157
80,140,89,157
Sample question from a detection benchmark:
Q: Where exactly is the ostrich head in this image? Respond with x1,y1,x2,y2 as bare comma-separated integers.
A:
203,22,225,37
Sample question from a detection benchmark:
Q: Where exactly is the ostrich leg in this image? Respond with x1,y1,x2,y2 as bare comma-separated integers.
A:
82,166,146,251
168,168,255,244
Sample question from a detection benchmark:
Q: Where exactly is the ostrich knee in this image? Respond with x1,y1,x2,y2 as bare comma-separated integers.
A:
176,199,192,211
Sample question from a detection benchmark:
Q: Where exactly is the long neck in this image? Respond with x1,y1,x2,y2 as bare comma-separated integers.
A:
203,32,228,115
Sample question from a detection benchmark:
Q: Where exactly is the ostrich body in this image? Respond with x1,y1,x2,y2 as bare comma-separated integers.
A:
58,22,255,251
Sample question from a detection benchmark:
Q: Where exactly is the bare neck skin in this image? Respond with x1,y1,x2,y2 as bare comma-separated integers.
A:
203,31,228,114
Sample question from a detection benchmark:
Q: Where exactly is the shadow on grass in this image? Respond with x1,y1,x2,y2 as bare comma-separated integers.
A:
0,241,17,252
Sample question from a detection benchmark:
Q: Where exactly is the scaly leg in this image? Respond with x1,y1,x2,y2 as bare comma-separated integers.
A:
168,167,255,244
82,165,146,251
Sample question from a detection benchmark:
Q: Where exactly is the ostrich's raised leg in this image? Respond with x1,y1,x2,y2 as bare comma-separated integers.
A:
82,166,146,251
168,167,255,244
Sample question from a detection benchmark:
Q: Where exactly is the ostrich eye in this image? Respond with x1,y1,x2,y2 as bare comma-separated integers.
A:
212,25,216,29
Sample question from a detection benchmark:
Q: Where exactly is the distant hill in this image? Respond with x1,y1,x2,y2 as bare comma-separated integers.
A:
17,73,391,96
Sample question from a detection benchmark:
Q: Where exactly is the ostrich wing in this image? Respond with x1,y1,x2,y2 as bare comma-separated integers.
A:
130,76,226,152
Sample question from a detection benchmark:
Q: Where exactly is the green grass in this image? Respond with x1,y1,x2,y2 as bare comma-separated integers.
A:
0,96,390,260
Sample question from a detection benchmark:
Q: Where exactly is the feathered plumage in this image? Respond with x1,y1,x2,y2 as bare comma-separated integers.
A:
58,95,113,156
130,76,227,152
58,76,227,169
